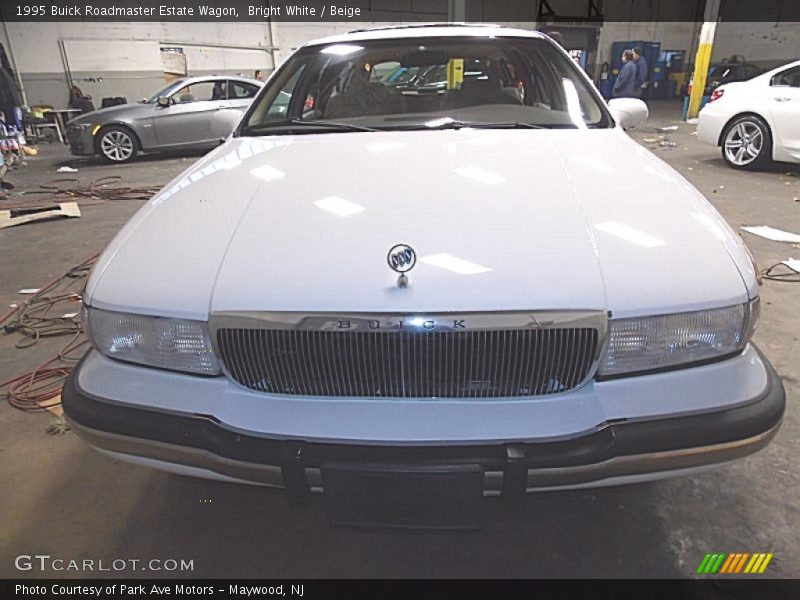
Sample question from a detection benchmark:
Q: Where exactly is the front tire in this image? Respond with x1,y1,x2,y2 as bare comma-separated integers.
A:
721,115,771,170
97,126,137,163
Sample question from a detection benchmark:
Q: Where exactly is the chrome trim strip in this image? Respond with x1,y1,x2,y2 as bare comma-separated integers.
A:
210,310,607,333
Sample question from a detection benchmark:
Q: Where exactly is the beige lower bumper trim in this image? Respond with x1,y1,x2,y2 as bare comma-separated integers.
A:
67,418,781,492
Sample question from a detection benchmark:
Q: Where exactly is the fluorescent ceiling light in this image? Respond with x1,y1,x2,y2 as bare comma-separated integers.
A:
313,196,365,218
365,141,406,153
454,166,506,185
420,253,492,275
425,117,456,128
594,221,665,248
562,78,587,129
321,44,364,56
249,164,285,181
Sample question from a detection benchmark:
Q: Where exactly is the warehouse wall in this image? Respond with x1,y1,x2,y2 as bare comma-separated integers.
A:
711,22,800,70
2,8,797,109
0,22,276,107
592,21,699,80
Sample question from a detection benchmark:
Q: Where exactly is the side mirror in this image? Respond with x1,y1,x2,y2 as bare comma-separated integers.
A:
608,98,649,130
156,96,171,108
210,108,243,140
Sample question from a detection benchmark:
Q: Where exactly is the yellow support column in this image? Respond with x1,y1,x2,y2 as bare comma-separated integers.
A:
687,21,717,119
447,59,464,89
688,0,721,119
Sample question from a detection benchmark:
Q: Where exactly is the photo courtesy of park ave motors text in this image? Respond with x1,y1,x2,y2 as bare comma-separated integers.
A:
0,0,798,586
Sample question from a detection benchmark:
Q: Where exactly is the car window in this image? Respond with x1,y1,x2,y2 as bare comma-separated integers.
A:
146,79,186,103
264,64,307,120
228,80,260,99
172,81,226,103
771,66,800,87
241,36,610,133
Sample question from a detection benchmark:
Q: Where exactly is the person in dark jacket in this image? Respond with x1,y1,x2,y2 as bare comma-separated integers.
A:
632,46,648,98
0,67,22,126
613,50,638,98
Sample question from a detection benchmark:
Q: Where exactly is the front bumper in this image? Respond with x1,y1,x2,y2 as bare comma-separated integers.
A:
66,126,95,156
62,346,785,495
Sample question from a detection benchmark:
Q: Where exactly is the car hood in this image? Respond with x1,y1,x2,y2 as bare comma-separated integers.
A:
68,102,149,125
86,129,753,320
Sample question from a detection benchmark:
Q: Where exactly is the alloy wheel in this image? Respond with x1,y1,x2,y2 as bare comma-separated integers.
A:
100,130,134,162
723,120,763,166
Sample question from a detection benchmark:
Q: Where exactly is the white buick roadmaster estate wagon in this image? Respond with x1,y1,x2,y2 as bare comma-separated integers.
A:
63,25,784,528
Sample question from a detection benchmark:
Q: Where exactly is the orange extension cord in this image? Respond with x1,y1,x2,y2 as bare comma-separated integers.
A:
0,252,99,411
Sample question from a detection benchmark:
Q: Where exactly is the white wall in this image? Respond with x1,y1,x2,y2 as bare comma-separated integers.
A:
1,22,276,73
0,21,275,105
711,22,800,68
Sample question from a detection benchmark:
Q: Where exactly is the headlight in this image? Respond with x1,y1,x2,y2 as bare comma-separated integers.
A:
598,299,759,378
86,307,221,375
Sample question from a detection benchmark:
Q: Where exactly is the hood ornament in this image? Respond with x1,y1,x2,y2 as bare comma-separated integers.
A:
387,243,416,288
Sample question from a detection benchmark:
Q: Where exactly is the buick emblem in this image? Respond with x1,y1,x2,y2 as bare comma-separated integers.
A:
387,243,416,288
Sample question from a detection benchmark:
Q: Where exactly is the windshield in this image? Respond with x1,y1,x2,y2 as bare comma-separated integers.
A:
146,79,187,103
240,35,611,135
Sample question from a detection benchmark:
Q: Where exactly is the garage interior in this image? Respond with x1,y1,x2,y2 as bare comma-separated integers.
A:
0,0,798,579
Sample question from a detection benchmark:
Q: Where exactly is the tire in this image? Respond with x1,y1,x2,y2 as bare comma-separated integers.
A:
96,125,138,163
720,114,771,170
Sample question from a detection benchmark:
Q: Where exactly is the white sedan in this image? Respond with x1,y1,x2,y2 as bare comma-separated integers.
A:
698,59,800,169
63,25,783,527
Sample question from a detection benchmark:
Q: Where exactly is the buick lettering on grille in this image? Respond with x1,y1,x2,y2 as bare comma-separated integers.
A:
211,311,605,399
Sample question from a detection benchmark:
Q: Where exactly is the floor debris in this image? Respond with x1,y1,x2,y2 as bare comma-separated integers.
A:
741,225,800,243
782,258,800,272
0,201,81,229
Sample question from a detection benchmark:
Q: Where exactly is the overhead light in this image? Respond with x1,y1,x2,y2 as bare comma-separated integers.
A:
425,117,456,128
594,221,665,248
454,166,506,185
249,164,285,181
321,44,364,56
313,196,365,218
420,253,492,275
562,78,587,129
365,141,406,153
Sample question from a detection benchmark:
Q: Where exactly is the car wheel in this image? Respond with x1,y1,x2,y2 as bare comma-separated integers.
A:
721,115,771,170
97,126,138,163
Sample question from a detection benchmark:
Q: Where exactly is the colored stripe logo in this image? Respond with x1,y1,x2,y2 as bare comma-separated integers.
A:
696,552,773,574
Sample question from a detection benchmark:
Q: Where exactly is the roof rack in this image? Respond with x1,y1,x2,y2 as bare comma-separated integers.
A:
347,22,500,34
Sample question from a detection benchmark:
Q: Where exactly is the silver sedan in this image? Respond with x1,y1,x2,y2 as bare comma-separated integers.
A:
66,75,263,163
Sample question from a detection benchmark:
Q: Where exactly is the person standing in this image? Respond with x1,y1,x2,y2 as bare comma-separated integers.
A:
632,46,648,99
254,69,265,82
613,50,638,98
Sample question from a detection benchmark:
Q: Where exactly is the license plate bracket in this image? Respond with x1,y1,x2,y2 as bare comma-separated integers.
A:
321,463,485,531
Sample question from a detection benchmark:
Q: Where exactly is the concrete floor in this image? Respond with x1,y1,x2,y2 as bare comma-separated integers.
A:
1,101,798,579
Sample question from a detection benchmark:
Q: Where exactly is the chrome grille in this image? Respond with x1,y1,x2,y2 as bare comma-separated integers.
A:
215,314,601,398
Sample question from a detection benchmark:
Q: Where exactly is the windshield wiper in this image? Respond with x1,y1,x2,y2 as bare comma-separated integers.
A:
287,119,380,132
419,120,549,130
242,119,379,135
